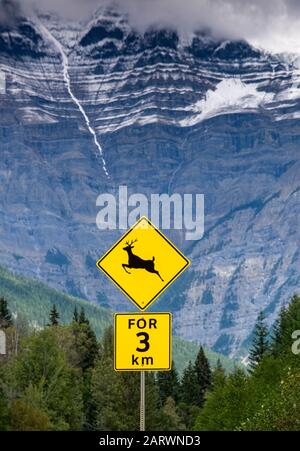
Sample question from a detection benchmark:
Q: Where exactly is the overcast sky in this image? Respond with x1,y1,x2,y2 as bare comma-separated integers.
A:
1,0,300,55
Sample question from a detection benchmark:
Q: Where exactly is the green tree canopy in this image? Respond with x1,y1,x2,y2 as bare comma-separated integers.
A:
157,361,180,404
248,311,269,372
180,361,199,405
194,346,212,406
0,297,13,329
48,304,60,327
2,328,83,430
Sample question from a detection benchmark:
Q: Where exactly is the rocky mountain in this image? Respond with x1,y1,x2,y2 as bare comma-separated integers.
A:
0,4,299,355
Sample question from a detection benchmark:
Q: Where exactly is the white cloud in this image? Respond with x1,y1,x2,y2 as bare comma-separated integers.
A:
116,0,300,55
2,0,300,55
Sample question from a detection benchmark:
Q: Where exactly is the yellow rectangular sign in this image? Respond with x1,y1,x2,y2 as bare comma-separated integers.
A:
114,312,172,371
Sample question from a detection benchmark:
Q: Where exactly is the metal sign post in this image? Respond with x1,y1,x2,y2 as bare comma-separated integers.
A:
114,312,172,433
140,371,145,431
96,216,190,432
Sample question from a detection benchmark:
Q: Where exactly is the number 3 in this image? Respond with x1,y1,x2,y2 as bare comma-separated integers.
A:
136,332,150,352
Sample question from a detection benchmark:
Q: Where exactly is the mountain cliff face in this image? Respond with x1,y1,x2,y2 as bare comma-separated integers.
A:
0,5,299,355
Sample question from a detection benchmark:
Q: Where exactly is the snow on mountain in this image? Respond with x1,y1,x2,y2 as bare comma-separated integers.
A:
3,8,296,133
181,78,275,125
0,7,299,355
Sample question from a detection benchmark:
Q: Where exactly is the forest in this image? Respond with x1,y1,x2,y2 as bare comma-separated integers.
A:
0,294,300,431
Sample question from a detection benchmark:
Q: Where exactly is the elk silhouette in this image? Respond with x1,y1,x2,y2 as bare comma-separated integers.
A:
122,239,164,281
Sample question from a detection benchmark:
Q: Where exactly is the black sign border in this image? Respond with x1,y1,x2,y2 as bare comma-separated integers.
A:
114,312,172,371
96,216,190,311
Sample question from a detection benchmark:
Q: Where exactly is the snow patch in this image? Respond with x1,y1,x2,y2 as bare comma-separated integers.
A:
214,265,236,278
181,78,274,126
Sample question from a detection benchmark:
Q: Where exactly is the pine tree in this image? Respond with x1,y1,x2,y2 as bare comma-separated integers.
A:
0,297,13,329
78,308,87,325
100,325,114,359
157,361,180,404
74,308,98,371
145,372,166,430
162,396,185,431
5,328,84,430
248,311,269,371
72,317,98,372
270,296,300,356
194,346,212,406
0,385,9,431
82,322,98,371
180,361,199,405
195,367,247,431
215,358,223,372
212,359,226,389
91,327,138,431
91,354,128,431
179,361,202,430
70,315,98,430
48,304,59,327
73,307,79,323
270,306,287,355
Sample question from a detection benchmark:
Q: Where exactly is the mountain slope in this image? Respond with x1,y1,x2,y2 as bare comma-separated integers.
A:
0,264,111,335
0,6,299,355
0,265,235,372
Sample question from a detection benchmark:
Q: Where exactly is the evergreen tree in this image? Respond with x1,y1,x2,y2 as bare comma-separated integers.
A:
48,304,59,327
73,307,79,323
78,308,87,325
211,359,226,390
269,307,284,356
71,307,98,371
99,325,114,359
215,358,224,372
91,327,132,430
162,397,185,431
144,372,166,430
91,327,166,431
248,311,269,371
180,361,199,405
0,297,13,329
195,367,248,431
270,296,300,356
91,354,128,431
157,361,180,404
71,311,98,430
194,346,212,406
81,323,98,371
0,385,9,431
72,317,98,372
3,328,84,430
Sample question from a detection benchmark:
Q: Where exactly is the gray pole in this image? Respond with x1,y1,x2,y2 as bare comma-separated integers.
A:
140,371,145,431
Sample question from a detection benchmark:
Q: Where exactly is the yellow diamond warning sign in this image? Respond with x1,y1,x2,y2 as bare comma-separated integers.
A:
96,216,190,311
114,312,171,371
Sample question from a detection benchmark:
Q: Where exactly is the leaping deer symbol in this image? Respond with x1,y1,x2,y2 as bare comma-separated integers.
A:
122,239,164,281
